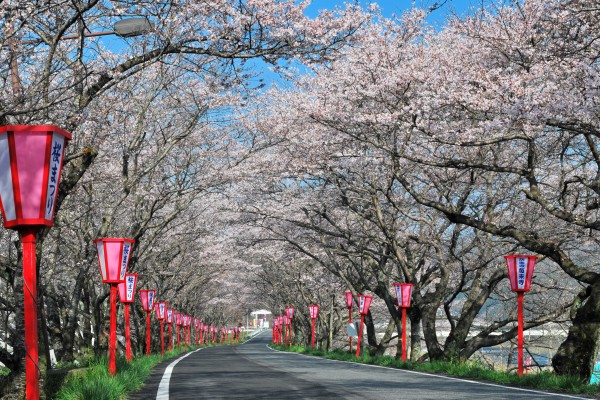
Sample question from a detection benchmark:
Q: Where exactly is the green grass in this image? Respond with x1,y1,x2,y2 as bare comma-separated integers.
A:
272,344,600,397
54,346,195,400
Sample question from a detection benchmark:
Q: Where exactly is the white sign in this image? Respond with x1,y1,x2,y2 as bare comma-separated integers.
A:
45,134,65,219
517,257,527,289
120,243,132,280
126,275,135,301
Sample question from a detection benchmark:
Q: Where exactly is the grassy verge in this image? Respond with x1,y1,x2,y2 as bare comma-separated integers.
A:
272,344,600,398
54,346,198,400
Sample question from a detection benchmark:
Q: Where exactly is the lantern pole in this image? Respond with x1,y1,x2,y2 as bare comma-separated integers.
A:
21,228,39,400
160,319,165,357
109,285,118,376
348,307,353,352
518,292,524,375
145,311,151,355
177,324,181,348
168,323,173,351
355,314,365,358
124,304,132,361
311,317,316,349
401,307,407,361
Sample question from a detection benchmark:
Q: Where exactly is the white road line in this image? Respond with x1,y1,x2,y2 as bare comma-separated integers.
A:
156,348,204,400
267,346,592,400
155,332,265,400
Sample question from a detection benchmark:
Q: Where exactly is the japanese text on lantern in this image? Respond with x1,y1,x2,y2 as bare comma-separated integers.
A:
126,276,135,301
121,243,131,280
148,291,154,309
45,138,63,218
517,257,527,289
359,296,365,313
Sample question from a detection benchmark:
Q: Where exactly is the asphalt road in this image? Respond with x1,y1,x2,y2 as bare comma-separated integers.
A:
130,332,592,400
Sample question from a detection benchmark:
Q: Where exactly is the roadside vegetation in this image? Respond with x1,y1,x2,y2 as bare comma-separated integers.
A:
53,346,195,400
271,345,600,398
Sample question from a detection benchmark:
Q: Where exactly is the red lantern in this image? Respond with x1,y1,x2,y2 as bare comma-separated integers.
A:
139,289,156,312
139,289,156,355
155,302,167,320
94,237,135,376
505,254,538,376
118,273,138,362
166,308,174,351
94,238,134,284
356,294,373,358
505,254,537,292
0,125,71,228
0,125,72,400
154,302,167,356
345,291,353,309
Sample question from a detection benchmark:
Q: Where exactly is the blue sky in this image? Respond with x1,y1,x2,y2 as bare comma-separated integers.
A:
304,0,479,25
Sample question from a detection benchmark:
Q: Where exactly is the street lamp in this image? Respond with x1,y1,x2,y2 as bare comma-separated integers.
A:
393,283,413,361
139,289,156,355
0,125,71,399
355,294,373,358
166,308,174,351
154,302,167,356
505,254,537,375
94,237,135,375
344,291,353,352
308,304,319,349
118,273,138,362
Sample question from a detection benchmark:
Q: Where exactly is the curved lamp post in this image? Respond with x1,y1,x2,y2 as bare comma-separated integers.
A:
393,283,413,361
0,125,71,399
139,289,156,355
94,237,135,375
166,308,174,351
308,305,319,349
505,254,537,375
118,273,138,361
344,291,353,352
154,302,167,356
355,294,373,358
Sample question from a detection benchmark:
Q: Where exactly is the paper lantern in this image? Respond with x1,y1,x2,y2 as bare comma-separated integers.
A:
393,283,413,308
118,273,138,303
505,254,537,292
0,125,72,229
358,294,373,315
94,238,134,284
139,289,156,312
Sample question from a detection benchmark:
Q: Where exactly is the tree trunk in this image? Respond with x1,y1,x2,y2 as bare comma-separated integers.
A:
409,308,422,362
553,280,600,382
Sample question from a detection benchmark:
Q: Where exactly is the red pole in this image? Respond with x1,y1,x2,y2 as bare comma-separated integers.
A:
177,325,181,348
125,304,132,361
518,292,524,376
109,285,118,376
21,229,39,400
199,328,203,346
348,308,353,352
289,322,293,347
160,320,165,357
145,312,151,355
355,315,365,358
311,318,316,349
168,324,173,351
401,307,407,361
